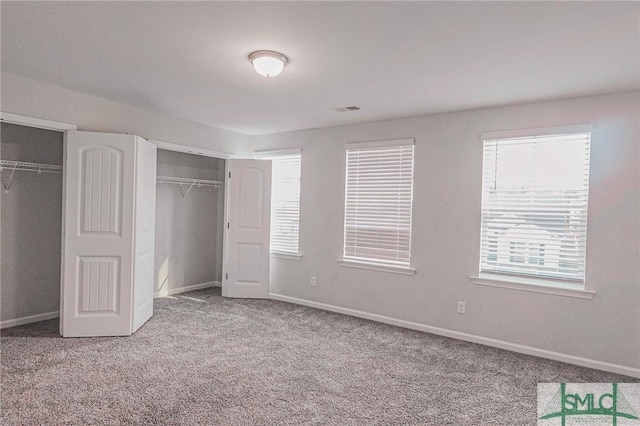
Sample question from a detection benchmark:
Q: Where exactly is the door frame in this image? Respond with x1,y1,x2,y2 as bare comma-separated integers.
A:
150,139,236,298
0,112,77,332
0,112,77,132
150,139,233,161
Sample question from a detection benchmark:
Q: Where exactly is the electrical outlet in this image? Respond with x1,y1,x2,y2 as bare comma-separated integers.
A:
310,276,317,287
457,301,466,314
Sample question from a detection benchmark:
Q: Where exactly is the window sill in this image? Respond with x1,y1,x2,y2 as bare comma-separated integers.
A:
271,251,303,261
337,259,416,276
470,274,594,299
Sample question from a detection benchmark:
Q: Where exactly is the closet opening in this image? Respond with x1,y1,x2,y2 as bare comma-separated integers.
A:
1,122,65,328
154,149,226,298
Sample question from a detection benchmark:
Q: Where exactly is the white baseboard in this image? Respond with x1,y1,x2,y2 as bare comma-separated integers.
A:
269,293,640,379
1,283,221,328
154,281,220,298
1,311,60,329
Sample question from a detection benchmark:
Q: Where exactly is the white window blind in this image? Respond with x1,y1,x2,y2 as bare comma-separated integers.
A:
266,152,301,254
343,140,415,267
479,132,591,282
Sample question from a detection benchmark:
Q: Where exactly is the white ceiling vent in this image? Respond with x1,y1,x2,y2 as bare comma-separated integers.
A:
334,106,361,112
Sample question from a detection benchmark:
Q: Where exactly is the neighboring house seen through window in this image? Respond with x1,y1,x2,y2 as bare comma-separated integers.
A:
479,130,591,284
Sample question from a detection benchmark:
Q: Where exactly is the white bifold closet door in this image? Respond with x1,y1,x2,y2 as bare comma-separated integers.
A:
61,131,156,337
223,159,271,299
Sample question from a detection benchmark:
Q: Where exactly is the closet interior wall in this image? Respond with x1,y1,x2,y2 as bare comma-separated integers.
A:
1,123,63,324
154,150,225,296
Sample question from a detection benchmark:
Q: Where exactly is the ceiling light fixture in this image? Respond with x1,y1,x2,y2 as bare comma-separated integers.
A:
249,50,288,77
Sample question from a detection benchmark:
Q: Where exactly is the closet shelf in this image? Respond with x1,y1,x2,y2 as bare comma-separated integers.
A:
0,160,63,193
156,175,223,198
0,160,63,173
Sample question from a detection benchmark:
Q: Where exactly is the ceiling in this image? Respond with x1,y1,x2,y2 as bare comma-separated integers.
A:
2,2,639,136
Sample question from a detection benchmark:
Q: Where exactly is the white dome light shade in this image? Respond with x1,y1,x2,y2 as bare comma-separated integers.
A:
249,51,288,77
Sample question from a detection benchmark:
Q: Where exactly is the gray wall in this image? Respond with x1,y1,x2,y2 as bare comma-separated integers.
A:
1,73,250,156
1,123,63,322
249,90,640,372
154,150,225,295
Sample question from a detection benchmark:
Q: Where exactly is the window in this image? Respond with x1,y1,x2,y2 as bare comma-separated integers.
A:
479,129,591,284
342,139,415,270
528,243,545,266
487,238,498,263
254,150,301,256
509,241,525,264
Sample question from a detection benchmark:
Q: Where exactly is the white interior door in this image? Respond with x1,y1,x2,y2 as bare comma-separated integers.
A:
223,159,271,298
61,131,138,337
132,138,157,332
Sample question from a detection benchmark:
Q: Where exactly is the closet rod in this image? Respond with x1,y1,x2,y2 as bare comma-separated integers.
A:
0,160,63,193
156,175,223,198
0,160,63,173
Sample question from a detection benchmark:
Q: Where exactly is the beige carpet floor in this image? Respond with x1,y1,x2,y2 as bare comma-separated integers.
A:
1,287,635,425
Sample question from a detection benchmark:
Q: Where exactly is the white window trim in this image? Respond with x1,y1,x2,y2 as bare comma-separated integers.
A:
481,124,592,141
477,125,592,290
337,259,416,276
341,138,415,271
271,251,303,261
343,138,414,150
253,148,302,258
471,274,594,299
